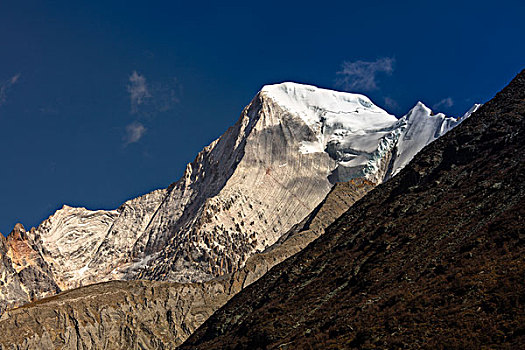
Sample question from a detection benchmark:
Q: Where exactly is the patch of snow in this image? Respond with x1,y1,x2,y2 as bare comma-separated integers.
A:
76,264,90,277
458,103,482,123
299,141,324,154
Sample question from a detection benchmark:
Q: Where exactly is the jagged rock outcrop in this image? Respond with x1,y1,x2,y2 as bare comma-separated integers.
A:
0,179,374,349
181,70,525,349
0,224,60,315
0,82,475,313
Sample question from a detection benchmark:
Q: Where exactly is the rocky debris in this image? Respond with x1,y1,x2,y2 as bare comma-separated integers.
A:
181,70,525,349
0,179,374,349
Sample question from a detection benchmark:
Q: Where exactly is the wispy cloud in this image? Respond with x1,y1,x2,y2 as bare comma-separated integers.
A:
433,97,454,110
0,73,21,106
10,74,20,84
123,71,180,146
150,79,180,113
383,96,399,111
127,71,179,116
336,57,394,91
124,121,146,145
127,71,151,114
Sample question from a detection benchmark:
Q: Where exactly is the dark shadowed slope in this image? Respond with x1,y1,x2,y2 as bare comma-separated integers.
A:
181,71,525,349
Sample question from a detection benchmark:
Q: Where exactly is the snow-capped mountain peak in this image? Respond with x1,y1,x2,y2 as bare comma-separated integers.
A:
384,101,478,179
261,82,399,182
410,101,435,115
261,82,396,129
0,81,480,314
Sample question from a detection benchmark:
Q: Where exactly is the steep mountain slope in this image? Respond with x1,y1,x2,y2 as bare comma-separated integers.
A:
0,82,472,313
182,71,525,349
0,179,374,349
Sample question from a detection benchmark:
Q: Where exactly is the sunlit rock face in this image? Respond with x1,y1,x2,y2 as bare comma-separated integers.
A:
0,82,476,312
0,224,60,315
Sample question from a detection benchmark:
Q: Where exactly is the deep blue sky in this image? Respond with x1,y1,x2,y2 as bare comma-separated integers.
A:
1,0,524,235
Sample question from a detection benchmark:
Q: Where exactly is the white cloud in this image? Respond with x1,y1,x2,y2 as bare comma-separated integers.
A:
127,71,151,114
0,73,21,106
124,121,146,145
336,57,394,91
433,97,454,110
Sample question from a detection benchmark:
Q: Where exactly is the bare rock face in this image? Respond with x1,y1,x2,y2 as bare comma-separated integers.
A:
0,82,473,313
0,178,374,349
0,224,59,315
0,234,27,315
